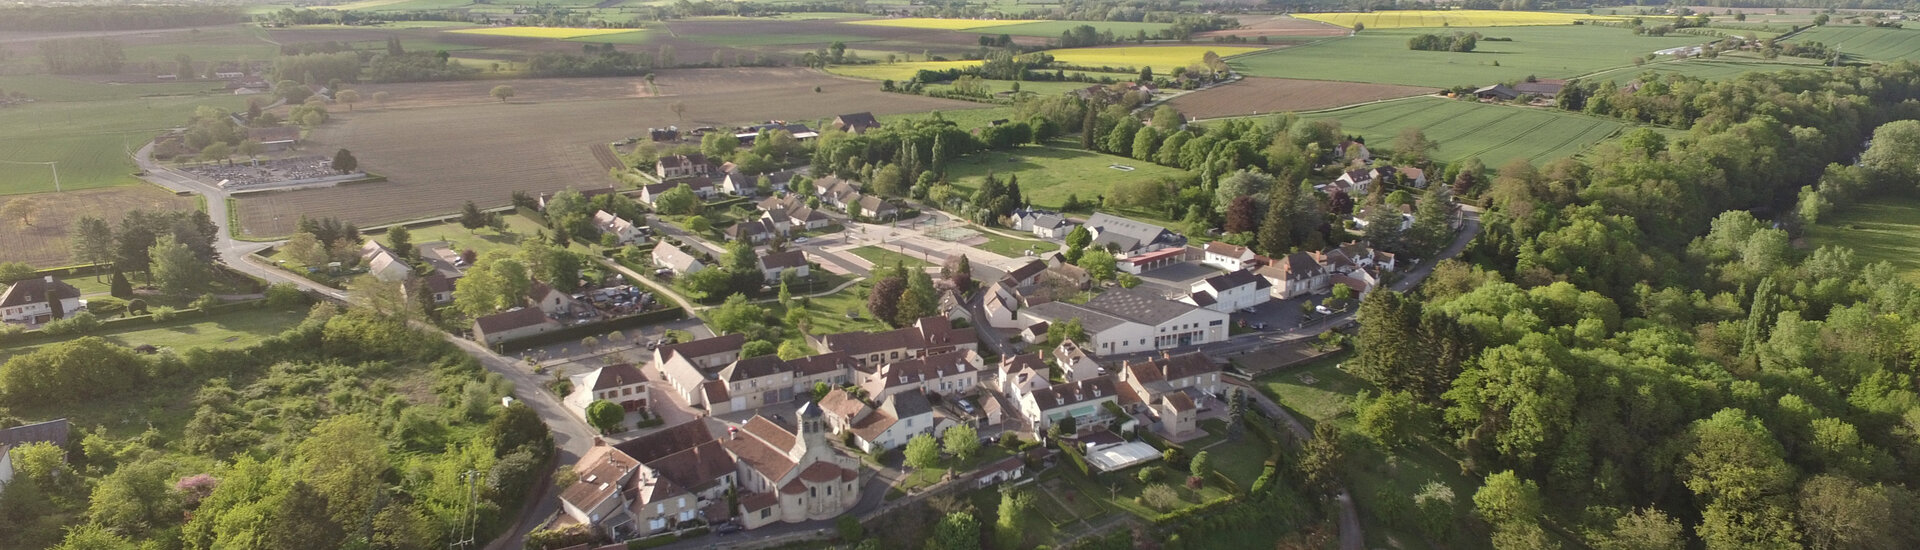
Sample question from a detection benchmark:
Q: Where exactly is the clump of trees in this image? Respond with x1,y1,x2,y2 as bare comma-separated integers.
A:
1407,31,1479,52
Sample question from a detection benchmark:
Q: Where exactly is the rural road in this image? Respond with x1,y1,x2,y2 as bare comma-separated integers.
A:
133,141,588,549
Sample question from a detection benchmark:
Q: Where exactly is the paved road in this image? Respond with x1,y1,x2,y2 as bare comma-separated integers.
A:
135,142,586,550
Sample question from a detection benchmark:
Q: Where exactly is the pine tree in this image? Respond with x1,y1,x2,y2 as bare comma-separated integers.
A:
1354,290,1422,391
1257,186,1294,256
1742,277,1776,359
1417,312,1474,404
110,270,132,299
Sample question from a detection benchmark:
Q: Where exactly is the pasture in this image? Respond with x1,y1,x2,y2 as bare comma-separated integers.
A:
447,26,641,39
967,20,1173,38
1048,45,1268,70
1788,25,1920,62
1297,96,1627,167
944,145,1192,210
1294,9,1627,29
1194,15,1350,39
1231,25,1705,87
1166,77,1431,120
1599,58,1827,84
238,68,977,237
845,18,1040,31
1804,196,1920,284
825,60,985,81
0,185,197,267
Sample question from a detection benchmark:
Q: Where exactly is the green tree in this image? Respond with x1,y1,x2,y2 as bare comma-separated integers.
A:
1472,470,1543,525
742,340,776,358
487,402,553,458
87,459,180,536
905,433,941,470
655,184,699,216
1355,390,1423,448
1796,474,1911,550
927,511,980,550
943,423,979,462
147,234,207,299
779,340,814,360
70,216,116,279
707,293,768,338
895,268,938,326
866,275,905,327
1298,422,1345,495
490,84,514,102
460,201,489,231
385,225,412,259
1077,248,1116,281
587,400,624,434
1064,225,1091,251
50,524,137,550
1188,450,1211,480
684,215,712,234
1595,507,1686,550
1353,290,1421,389
267,481,345,550
1686,409,1799,550
298,415,389,526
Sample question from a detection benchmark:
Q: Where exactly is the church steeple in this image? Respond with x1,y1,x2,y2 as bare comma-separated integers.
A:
790,400,825,461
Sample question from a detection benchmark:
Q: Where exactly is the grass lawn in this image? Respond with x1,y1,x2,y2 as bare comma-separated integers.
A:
1199,431,1276,489
1789,25,1920,62
849,245,933,270
406,213,548,259
57,273,114,296
0,83,247,195
968,20,1173,37
1056,457,1233,520
945,145,1192,211
0,306,307,363
1295,96,1627,167
1231,25,1704,88
1293,9,1628,29
1804,195,1920,284
1254,349,1361,423
789,280,889,335
972,228,1059,258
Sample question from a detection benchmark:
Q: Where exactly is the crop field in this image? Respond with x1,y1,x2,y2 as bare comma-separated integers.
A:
825,60,985,81
1294,10,1628,29
1804,196,1920,284
1298,96,1626,167
1048,45,1268,70
688,32,879,47
1165,77,1431,119
944,145,1192,210
1196,15,1350,39
1599,59,1827,84
447,26,641,39
845,18,1041,30
1232,25,1703,87
1788,25,1920,62
237,68,976,237
564,30,653,44
967,20,1173,37
0,185,196,266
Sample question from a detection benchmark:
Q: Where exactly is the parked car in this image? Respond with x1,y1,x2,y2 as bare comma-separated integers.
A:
794,236,809,243
958,399,977,415
1239,307,1257,314
1315,305,1333,315
714,522,742,535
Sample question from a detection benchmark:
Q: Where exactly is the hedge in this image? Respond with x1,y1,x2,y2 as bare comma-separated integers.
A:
0,298,272,346
1056,437,1092,477
497,307,687,352
517,206,549,228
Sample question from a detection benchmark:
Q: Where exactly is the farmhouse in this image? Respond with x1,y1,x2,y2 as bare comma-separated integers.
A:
808,316,978,369
594,210,647,245
246,126,301,151
417,272,457,305
359,241,413,283
652,242,704,275
657,154,714,180
757,250,810,281
1473,83,1519,101
0,276,84,326
1083,212,1185,255
831,112,882,134
1257,252,1329,299
1018,288,1227,356
1182,269,1273,313
527,281,581,318
567,363,651,420
639,180,716,206
472,307,561,346
1257,242,1395,299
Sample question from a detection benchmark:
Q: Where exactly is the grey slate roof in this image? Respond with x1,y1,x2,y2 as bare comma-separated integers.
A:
1084,287,1202,325
0,418,71,449
1021,300,1128,334
1201,269,1273,292
1084,212,1181,252
883,389,933,420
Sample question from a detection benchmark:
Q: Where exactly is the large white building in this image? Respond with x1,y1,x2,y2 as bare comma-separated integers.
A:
1182,269,1273,313
1018,288,1227,356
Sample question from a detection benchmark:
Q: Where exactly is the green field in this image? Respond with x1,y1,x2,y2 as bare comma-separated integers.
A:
1598,58,1828,84
1231,25,1704,88
1297,96,1626,166
0,78,248,194
1805,195,1920,284
946,145,1192,210
877,106,1018,132
0,307,308,363
968,20,1173,38
1788,25,1920,62
687,33,880,47
564,30,655,44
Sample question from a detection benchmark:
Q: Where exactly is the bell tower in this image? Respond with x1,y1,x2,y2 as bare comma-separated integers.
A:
790,400,826,462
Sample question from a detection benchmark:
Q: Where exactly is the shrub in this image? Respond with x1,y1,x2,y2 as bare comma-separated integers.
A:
1138,467,1159,484
192,293,221,310
42,311,101,336
1141,483,1181,512
152,306,179,321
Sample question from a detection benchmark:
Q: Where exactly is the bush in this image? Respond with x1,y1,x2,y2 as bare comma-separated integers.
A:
1140,483,1181,511
1138,467,1159,484
836,514,864,541
191,293,221,310
151,306,180,321
42,311,101,336
265,283,308,309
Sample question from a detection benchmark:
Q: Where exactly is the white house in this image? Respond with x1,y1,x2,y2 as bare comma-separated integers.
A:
860,349,982,403
652,242,704,275
526,281,578,318
1257,252,1330,299
1018,375,1119,433
0,442,13,490
656,154,712,180
593,210,647,245
1183,269,1272,313
1201,241,1264,272
819,388,939,453
757,250,810,281
997,352,1052,397
1009,208,1077,239
1053,340,1102,382
1352,203,1414,232
1018,288,1227,356
567,363,651,420
0,276,83,326
472,308,561,346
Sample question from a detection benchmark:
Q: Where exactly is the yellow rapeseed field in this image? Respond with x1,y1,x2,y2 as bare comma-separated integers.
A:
1293,10,1629,29
446,26,641,39
827,61,984,81
845,18,1042,30
1048,46,1267,70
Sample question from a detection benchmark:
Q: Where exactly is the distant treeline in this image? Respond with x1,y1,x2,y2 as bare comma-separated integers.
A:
525,50,655,78
0,6,245,31
1407,31,1480,52
263,8,468,26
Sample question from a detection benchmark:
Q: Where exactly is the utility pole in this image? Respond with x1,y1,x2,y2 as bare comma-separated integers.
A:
449,469,482,550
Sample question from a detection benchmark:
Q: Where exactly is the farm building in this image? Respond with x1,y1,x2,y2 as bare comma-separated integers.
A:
657,153,714,180
1018,287,1227,356
1473,83,1519,101
1182,269,1273,313
1513,79,1566,98
1083,212,1185,256
831,112,882,134
247,126,301,151
1009,208,1076,239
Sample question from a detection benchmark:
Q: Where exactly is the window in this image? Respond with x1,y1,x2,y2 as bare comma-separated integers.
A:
826,485,832,495
761,509,772,519
1209,320,1223,326
810,486,816,497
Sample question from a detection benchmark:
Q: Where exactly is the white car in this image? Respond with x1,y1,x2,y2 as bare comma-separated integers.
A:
794,236,809,243
1315,305,1333,315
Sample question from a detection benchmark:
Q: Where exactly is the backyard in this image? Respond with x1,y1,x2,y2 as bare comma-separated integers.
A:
0,306,308,363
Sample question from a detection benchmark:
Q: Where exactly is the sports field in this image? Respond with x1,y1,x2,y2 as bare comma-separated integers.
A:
846,18,1041,30
1298,96,1626,167
944,145,1192,210
1294,10,1627,29
1231,25,1703,87
1804,195,1920,284
0,76,247,195
1788,25,1920,62
447,26,641,39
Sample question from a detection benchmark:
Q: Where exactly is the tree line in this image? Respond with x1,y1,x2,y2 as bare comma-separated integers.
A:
0,6,244,31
